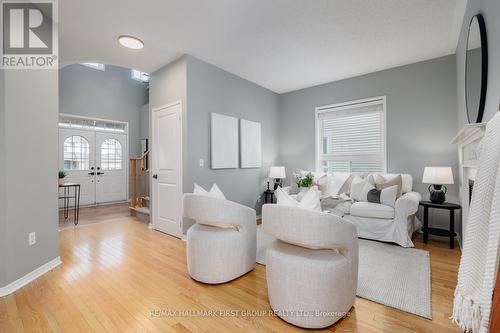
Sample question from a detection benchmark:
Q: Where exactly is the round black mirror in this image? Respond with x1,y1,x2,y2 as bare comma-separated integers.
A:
465,14,488,124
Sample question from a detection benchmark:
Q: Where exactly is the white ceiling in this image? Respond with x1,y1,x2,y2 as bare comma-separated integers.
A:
60,0,466,93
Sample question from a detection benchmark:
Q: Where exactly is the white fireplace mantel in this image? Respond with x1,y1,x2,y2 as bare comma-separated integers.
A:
452,122,487,243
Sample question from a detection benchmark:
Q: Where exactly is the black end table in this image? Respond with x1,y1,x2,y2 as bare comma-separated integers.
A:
419,201,461,249
264,189,275,204
59,183,81,225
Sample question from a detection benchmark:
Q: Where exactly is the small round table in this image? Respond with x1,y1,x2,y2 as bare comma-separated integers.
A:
419,201,461,249
264,189,275,204
59,183,81,225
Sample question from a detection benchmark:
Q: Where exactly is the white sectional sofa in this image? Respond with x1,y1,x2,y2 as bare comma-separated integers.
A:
288,172,422,247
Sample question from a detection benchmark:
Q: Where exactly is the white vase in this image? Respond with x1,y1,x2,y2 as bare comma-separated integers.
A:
58,178,65,186
297,187,309,201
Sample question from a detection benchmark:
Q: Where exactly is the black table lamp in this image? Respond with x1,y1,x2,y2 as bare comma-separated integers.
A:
422,166,454,204
269,166,286,190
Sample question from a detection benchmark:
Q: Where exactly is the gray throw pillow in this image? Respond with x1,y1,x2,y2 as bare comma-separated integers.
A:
375,174,403,198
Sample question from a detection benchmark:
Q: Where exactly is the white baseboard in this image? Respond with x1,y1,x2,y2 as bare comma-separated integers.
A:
0,256,62,297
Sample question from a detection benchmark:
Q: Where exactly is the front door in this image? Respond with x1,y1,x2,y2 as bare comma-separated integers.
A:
95,132,128,203
152,102,182,237
59,128,96,206
59,128,128,206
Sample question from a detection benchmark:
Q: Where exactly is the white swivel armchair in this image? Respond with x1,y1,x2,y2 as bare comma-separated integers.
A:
262,204,358,329
183,194,257,284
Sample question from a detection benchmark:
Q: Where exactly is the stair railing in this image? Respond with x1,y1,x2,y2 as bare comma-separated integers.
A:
129,151,149,214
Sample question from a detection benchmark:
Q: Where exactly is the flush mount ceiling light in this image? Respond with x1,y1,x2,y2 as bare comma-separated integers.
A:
118,35,144,50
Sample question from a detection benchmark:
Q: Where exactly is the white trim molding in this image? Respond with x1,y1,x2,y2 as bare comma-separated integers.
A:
0,257,62,297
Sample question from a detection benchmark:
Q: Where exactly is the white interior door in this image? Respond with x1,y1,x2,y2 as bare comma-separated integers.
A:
95,132,128,203
59,128,96,206
152,102,182,237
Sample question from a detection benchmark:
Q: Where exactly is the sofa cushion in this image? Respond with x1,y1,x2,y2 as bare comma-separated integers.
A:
350,202,395,219
193,183,226,200
350,175,375,201
375,174,403,198
328,172,351,196
372,173,413,194
275,187,321,212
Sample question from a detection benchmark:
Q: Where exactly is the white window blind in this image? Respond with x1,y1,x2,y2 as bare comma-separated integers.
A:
316,97,386,173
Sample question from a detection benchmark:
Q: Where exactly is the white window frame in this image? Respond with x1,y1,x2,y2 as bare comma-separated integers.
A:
131,69,149,82
80,63,105,71
315,96,387,173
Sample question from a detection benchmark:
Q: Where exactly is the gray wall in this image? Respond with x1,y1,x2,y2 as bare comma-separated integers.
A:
0,68,5,287
279,55,459,231
185,55,281,216
1,68,59,287
456,0,500,127
59,64,148,157
139,104,150,142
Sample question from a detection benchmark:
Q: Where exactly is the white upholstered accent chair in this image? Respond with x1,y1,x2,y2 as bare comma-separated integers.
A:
262,204,358,329
183,194,257,284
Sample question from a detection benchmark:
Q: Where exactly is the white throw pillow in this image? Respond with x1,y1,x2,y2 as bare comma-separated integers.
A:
275,187,300,207
275,187,321,212
193,183,226,200
299,187,322,211
379,185,398,207
350,175,374,201
328,172,351,196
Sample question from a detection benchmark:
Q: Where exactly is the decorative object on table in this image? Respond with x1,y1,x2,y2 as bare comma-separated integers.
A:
210,112,239,169
422,166,454,204
419,201,461,249
269,166,286,190
451,112,500,333
465,14,488,124
295,172,314,200
295,172,313,188
58,170,66,185
239,119,262,168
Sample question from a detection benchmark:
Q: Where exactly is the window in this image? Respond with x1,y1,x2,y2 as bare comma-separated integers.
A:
59,115,126,133
80,63,105,71
131,69,149,82
63,136,90,170
101,139,122,170
316,97,386,173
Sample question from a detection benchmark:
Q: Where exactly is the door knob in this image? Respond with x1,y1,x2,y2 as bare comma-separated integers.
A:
88,172,95,176
153,174,158,179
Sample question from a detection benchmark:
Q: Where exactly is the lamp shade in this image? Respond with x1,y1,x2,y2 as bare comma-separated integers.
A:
422,167,454,185
269,166,286,179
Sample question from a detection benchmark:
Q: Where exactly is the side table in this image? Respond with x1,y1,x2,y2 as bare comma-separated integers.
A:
264,189,275,204
419,201,461,249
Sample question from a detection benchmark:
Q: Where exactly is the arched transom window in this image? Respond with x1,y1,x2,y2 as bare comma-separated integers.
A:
101,139,122,170
63,136,90,170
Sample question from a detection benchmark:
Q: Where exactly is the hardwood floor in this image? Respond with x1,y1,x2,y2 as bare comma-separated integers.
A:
1,205,462,333
58,202,132,230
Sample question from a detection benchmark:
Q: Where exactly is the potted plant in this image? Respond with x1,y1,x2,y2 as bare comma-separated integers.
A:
58,170,66,185
296,172,314,200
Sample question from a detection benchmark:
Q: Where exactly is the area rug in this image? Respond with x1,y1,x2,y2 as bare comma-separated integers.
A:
256,225,432,319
